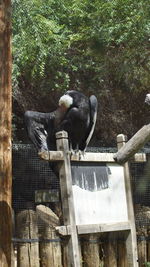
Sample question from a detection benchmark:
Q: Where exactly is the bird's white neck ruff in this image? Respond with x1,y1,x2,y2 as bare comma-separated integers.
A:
146,94,150,99
145,94,150,105
59,95,73,108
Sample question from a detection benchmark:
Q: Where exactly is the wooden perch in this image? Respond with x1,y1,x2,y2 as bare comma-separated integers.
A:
114,124,150,164
38,149,145,163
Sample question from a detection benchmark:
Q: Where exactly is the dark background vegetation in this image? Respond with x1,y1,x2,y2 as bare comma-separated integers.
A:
12,0,150,147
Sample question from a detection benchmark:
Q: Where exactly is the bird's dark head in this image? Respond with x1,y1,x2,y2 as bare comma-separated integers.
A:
145,94,150,106
58,94,73,111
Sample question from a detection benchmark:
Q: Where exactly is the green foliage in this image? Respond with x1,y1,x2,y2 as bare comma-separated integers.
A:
12,0,150,96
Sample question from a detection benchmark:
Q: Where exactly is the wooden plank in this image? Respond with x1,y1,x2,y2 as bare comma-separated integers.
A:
56,131,81,267
56,222,131,236
39,150,116,162
117,134,139,267
39,150,146,163
35,189,59,203
0,1,12,266
114,127,150,164
38,150,64,161
78,222,131,235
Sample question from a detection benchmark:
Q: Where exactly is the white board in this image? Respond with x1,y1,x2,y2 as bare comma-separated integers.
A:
72,163,128,225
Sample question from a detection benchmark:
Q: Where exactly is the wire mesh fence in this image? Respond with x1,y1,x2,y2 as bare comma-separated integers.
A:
12,144,150,266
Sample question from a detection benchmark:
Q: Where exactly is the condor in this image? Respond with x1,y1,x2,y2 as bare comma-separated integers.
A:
24,90,98,153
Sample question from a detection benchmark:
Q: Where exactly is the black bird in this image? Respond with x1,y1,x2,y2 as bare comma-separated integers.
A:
58,90,98,151
24,90,98,153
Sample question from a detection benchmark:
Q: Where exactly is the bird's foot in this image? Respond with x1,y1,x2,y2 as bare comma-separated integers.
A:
70,149,77,159
70,149,85,160
78,150,86,159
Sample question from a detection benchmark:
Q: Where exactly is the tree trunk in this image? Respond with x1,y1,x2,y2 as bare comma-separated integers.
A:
0,0,12,266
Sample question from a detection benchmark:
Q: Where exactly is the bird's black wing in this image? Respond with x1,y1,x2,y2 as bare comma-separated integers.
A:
79,95,98,151
24,111,55,151
57,107,82,150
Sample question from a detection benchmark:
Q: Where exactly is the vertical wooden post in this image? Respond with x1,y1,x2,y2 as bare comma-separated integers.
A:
37,205,62,267
117,232,128,267
56,131,81,267
147,228,150,262
104,233,117,267
16,209,39,267
82,234,101,267
137,229,147,267
0,1,12,266
117,134,139,267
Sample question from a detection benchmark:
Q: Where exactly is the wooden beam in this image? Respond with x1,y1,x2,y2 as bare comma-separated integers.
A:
56,222,131,236
77,222,131,235
0,1,12,266
114,125,150,164
38,150,64,161
39,150,146,163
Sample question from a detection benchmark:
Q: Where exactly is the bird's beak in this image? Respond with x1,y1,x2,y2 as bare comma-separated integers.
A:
59,104,68,112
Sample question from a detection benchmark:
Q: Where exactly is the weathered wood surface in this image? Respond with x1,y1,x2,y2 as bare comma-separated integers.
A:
0,1,12,266
16,209,39,267
137,229,147,267
77,222,131,235
82,234,101,267
116,134,139,267
147,229,150,262
117,233,128,267
56,131,81,267
56,222,131,236
114,125,150,164
37,205,62,267
104,233,117,267
39,150,146,163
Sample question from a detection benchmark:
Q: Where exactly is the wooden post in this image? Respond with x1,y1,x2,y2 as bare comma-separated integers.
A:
82,234,101,267
0,1,12,266
104,233,117,267
147,228,150,262
117,232,128,267
16,209,39,267
137,229,147,267
114,124,150,164
117,134,138,267
56,131,81,267
36,205,62,267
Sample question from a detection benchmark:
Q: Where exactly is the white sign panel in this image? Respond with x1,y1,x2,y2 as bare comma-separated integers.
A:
72,163,128,225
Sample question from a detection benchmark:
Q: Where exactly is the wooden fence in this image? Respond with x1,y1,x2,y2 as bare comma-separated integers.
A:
11,206,150,267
